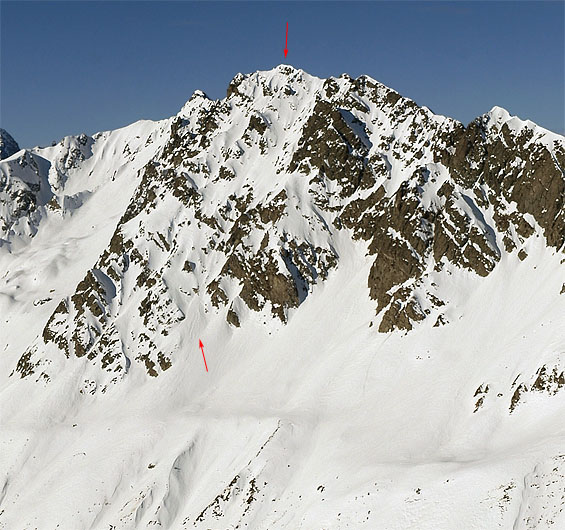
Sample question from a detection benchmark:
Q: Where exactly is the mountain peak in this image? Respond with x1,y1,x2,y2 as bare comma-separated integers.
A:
224,64,321,101
488,104,511,121
189,89,209,101
480,105,561,143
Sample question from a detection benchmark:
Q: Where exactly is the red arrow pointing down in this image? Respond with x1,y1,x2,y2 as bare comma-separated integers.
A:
284,22,288,57
199,339,208,372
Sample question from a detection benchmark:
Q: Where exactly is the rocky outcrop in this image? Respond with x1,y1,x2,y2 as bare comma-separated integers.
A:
0,150,53,242
0,129,20,160
438,118,565,249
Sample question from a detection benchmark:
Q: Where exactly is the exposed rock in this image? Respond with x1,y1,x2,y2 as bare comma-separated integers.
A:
0,129,20,160
226,307,240,328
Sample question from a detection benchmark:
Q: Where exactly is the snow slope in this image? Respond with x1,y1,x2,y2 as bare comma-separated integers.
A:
0,65,564,529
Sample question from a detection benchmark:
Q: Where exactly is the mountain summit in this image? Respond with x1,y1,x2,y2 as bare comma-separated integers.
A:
1,66,564,529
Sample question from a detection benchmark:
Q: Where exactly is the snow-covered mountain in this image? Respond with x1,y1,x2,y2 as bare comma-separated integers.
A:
0,65,564,529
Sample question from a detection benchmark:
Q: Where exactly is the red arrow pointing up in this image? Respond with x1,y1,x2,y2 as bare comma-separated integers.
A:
284,22,288,58
199,339,208,372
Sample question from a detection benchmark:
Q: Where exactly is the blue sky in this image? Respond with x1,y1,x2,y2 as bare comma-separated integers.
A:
1,1,563,149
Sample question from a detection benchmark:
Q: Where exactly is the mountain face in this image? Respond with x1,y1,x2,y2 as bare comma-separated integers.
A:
0,129,20,160
0,65,564,529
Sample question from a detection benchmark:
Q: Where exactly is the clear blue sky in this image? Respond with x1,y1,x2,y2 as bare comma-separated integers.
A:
1,1,563,149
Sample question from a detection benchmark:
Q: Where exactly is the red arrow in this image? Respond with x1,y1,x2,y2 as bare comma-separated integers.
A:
284,22,288,58
199,339,208,372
